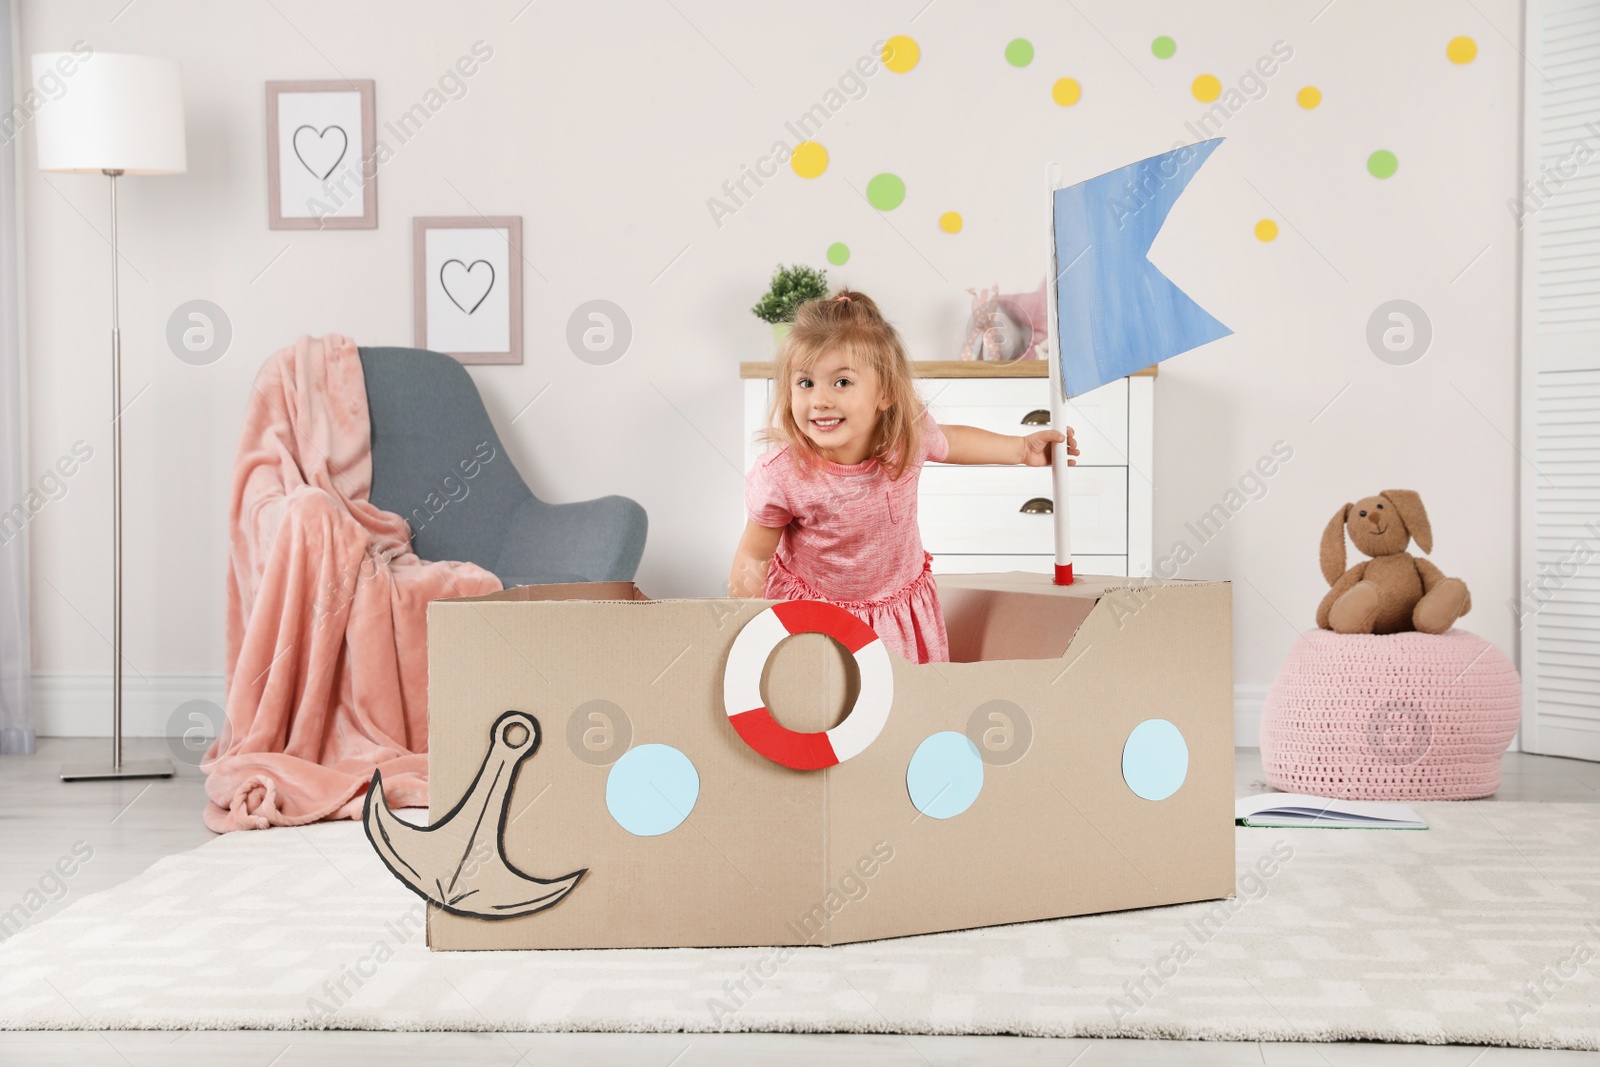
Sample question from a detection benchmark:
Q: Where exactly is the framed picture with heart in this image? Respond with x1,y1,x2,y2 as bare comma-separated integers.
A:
265,79,377,230
412,216,524,365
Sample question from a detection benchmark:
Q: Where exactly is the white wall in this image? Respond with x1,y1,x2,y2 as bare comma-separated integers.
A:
14,1,1521,732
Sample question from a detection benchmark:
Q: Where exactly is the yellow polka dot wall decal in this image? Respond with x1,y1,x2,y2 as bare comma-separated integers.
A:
883,36,920,73
1192,74,1221,103
1052,77,1082,106
790,141,828,179
1255,219,1278,242
1447,36,1477,64
1297,86,1321,109
939,211,963,233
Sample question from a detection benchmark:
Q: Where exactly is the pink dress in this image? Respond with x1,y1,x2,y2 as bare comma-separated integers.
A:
745,411,950,664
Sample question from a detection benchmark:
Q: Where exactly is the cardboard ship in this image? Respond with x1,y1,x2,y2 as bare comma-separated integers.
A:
365,571,1235,950
361,141,1245,949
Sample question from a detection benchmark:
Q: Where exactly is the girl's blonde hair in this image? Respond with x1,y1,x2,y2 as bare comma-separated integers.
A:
760,289,922,480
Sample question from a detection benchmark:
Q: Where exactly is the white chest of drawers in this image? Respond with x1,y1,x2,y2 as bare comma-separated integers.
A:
741,361,1155,578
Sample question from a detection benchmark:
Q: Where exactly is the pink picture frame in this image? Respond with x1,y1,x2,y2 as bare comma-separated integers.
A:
265,79,377,230
412,216,524,366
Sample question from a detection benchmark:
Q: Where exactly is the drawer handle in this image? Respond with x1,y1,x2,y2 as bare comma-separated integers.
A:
1020,497,1053,515
1021,408,1051,426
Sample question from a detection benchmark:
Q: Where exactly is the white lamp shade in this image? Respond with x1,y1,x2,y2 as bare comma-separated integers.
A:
31,52,186,174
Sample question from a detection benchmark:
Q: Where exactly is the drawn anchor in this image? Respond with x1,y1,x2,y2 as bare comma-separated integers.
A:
363,710,586,919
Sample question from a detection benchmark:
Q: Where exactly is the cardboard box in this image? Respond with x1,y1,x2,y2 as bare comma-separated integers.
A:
422,571,1234,949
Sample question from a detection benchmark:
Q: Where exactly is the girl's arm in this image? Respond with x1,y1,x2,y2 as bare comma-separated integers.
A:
729,520,784,597
941,424,1078,467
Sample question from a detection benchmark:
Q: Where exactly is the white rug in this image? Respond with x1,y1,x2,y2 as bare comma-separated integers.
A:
0,802,1596,1048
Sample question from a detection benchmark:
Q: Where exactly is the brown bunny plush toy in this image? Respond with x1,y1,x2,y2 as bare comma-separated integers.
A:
1317,490,1472,635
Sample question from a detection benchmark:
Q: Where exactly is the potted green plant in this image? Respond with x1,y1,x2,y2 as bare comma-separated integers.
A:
751,263,829,346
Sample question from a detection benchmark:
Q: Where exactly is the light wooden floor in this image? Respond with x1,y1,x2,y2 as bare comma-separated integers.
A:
2,738,1597,1066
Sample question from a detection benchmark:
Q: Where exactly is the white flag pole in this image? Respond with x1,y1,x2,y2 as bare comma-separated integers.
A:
1045,162,1074,585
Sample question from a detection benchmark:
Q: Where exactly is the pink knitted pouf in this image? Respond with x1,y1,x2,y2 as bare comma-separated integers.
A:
1260,629,1521,801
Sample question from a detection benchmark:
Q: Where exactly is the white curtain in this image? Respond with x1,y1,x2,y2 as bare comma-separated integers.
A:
0,0,33,755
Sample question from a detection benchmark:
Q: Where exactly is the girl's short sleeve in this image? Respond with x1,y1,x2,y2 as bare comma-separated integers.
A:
745,451,794,527
921,409,950,463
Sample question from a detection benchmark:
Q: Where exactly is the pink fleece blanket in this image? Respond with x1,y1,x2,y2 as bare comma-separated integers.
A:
204,334,502,832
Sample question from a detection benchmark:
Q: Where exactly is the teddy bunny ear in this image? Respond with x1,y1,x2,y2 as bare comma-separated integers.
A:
1381,489,1432,554
1320,504,1352,585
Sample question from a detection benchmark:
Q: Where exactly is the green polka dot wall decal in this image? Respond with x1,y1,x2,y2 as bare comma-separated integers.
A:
866,173,906,211
1152,35,1176,59
1367,150,1398,178
827,242,850,265
1005,38,1034,67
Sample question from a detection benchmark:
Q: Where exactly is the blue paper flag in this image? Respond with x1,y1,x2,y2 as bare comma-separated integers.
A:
1052,138,1233,398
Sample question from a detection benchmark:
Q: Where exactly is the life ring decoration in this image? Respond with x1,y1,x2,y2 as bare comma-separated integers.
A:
723,600,894,770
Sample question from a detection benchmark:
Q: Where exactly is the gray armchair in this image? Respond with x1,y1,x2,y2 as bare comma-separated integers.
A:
359,346,646,587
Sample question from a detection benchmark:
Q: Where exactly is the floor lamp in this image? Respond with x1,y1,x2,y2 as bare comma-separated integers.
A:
32,52,187,781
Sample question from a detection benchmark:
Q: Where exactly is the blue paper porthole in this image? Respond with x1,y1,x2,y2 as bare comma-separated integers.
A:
1121,718,1188,801
906,731,984,819
605,744,699,836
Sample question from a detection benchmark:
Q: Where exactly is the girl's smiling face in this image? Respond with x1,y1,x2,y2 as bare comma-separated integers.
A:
790,350,892,465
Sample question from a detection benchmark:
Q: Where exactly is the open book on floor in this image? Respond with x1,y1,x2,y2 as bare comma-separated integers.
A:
1235,792,1429,829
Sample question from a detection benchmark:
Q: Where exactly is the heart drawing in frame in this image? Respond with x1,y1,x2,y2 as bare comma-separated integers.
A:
440,259,496,315
292,124,349,181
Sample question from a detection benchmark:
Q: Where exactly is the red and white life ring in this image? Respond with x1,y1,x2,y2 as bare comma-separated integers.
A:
723,600,894,770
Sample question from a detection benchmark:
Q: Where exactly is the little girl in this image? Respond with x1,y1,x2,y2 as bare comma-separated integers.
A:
729,290,1077,664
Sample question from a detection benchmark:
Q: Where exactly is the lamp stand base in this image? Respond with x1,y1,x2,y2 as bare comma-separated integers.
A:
60,759,175,782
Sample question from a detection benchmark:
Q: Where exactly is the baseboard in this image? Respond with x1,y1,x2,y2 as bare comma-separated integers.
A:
32,674,226,738
36,674,1275,745
1234,683,1268,748
37,677,1516,755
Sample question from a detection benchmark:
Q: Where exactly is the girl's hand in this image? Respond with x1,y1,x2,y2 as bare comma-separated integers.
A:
1021,428,1077,467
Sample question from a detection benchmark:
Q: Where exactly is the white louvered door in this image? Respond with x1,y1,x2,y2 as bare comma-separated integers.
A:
1518,0,1600,760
